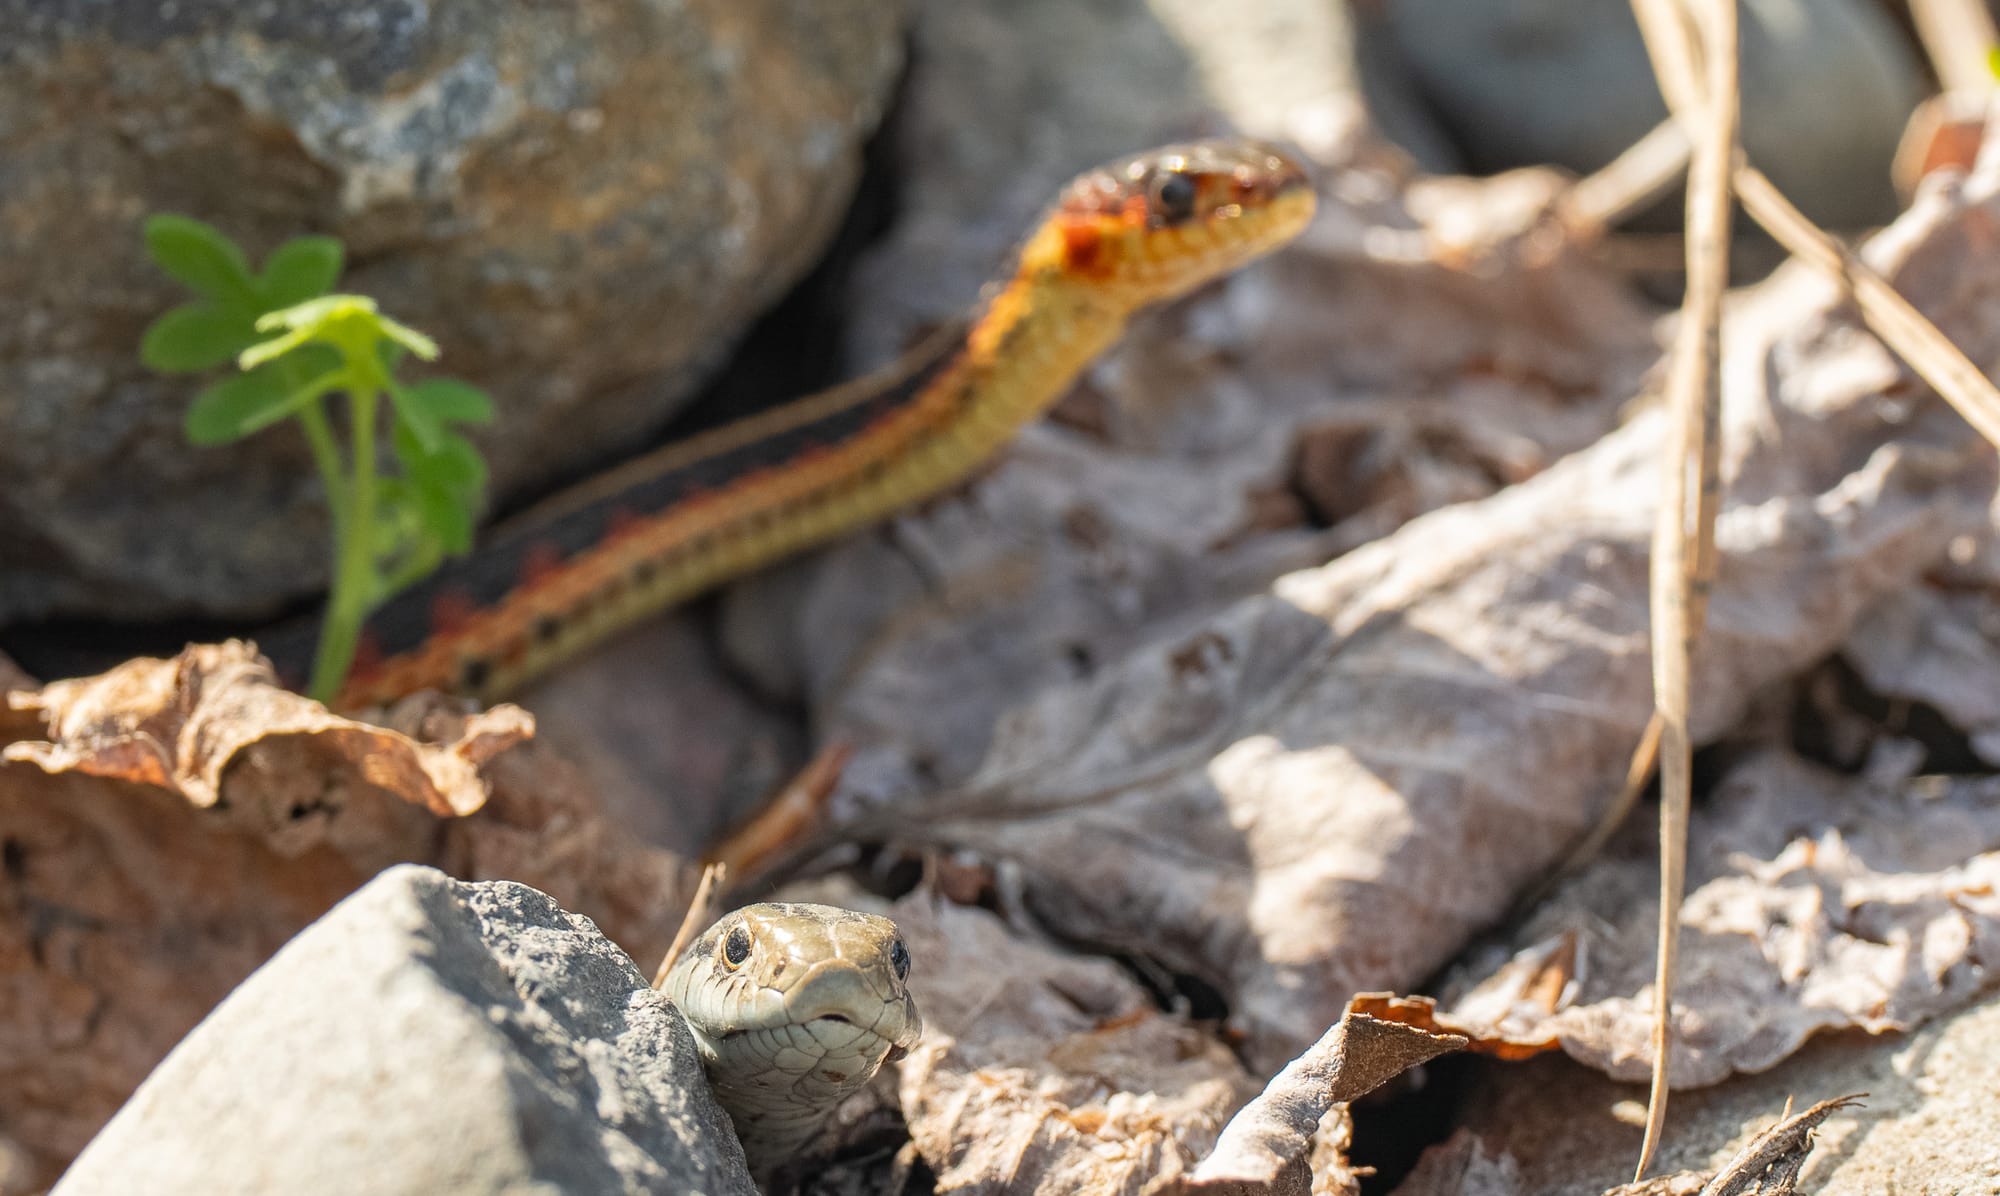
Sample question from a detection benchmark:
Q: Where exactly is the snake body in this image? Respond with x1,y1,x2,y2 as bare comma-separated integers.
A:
662,903,922,1175
273,138,1315,710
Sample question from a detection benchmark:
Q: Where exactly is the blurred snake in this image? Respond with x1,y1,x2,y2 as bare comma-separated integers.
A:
263,138,1316,709
661,902,922,1175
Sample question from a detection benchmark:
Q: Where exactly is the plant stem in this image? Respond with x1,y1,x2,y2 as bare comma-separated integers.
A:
295,399,347,521
305,382,380,705
379,544,443,600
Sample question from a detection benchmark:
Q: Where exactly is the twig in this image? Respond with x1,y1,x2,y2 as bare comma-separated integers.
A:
1627,0,1737,1180
1560,119,1693,239
1907,0,2000,93
651,861,728,989
703,739,854,888
1731,164,2000,448
1697,1094,1865,1196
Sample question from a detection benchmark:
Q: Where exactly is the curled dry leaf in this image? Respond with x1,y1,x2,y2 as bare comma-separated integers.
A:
1410,983,2000,1194
1178,999,1464,1196
1842,580,2000,766
1440,751,2000,1087
876,895,1461,1196
812,157,1999,1071
1389,1094,1861,1196
0,641,696,1188
889,893,1262,1195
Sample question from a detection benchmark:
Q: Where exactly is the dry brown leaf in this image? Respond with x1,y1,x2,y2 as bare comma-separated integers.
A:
1439,751,2000,1087
1177,1001,1464,1196
1842,580,2000,765
1388,1094,1860,1196
1349,994,1557,1063
0,641,696,1187
1416,984,2000,1195
889,893,1261,1195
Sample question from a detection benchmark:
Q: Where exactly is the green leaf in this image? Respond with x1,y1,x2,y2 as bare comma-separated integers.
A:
145,215,255,303
412,477,475,554
374,312,440,361
256,294,372,333
1990,45,2000,82
260,236,345,308
429,432,488,494
393,423,487,496
184,368,295,445
141,304,260,373
237,325,315,371
275,342,345,380
371,477,420,558
385,379,444,453
400,378,494,426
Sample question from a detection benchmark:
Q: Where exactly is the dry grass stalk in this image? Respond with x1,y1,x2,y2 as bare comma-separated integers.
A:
1731,165,2000,447
1907,0,2000,93
1560,119,1693,237
1626,0,1738,1179
651,861,728,989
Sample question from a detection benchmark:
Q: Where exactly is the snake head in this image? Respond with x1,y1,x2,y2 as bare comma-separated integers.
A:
1040,138,1316,303
664,901,923,1166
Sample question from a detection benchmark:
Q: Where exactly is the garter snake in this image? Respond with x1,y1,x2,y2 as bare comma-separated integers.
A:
661,902,922,1176
270,139,1315,709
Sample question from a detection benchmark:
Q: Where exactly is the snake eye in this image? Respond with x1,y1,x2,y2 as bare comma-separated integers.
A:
721,924,752,968
1151,171,1197,225
889,938,910,981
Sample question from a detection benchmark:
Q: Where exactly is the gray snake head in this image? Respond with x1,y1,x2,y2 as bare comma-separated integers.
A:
662,902,922,1173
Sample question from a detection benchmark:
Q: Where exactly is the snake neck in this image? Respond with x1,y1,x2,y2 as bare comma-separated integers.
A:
312,256,1127,709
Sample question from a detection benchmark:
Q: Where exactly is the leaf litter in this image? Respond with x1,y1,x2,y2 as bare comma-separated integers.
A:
11,129,2000,1193
0,641,695,1186
770,152,2000,1076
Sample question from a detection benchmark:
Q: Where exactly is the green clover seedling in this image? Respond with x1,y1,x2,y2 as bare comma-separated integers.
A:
142,216,494,704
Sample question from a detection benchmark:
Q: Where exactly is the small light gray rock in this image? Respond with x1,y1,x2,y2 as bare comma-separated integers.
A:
1385,0,1923,231
53,865,755,1196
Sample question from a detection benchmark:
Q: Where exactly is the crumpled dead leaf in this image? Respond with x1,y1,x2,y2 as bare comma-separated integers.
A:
1403,979,2000,1195
7,640,523,820
1438,750,2000,1087
888,893,1261,1195
1177,997,1464,1196
1389,1095,1861,1196
1842,578,2000,766
0,641,696,1188
798,885,1460,1196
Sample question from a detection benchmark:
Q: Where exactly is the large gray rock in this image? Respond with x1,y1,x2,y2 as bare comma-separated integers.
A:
1386,0,1923,231
0,0,905,621
52,865,755,1196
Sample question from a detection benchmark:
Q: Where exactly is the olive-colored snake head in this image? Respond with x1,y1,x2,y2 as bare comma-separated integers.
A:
662,902,921,1173
1030,137,1316,306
